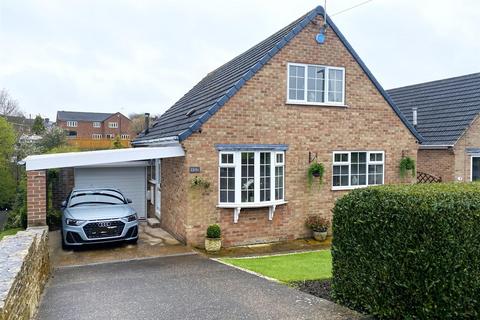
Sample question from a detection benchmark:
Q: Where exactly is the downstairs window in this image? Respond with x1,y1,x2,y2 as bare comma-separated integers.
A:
332,151,384,190
219,151,285,205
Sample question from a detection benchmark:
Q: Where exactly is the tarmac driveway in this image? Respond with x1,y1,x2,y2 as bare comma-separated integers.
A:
36,254,361,320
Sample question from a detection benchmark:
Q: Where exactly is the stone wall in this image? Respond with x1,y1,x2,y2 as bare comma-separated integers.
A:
0,227,50,320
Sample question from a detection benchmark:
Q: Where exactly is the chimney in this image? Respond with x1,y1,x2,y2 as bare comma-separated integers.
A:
412,107,418,128
144,113,150,134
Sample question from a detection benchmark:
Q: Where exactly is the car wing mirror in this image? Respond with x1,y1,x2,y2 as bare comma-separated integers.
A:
126,198,133,203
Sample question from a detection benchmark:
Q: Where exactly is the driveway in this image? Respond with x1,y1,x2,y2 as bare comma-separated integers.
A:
36,255,361,320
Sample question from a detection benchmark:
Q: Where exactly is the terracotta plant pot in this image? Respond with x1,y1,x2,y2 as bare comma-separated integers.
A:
205,238,222,252
313,231,327,241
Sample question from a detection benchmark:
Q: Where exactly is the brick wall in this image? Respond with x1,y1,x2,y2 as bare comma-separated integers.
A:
51,168,74,210
453,115,480,182
417,149,454,181
160,157,188,243
0,227,50,320
159,15,418,247
27,170,47,227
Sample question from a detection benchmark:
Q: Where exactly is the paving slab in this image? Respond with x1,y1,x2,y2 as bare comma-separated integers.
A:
49,223,192,267
37,254,364,320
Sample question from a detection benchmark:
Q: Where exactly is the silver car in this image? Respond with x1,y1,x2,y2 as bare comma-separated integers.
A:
61,187,139,250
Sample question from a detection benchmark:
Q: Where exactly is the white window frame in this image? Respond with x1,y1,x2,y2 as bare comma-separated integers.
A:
108,122,118,128
332,151,385,191
287,63,345,106
92,121,101,128
218,151,286,207
120,134,130,140
218,150,287,223
470,155,480,182
91,134,102,139
66,121,77,127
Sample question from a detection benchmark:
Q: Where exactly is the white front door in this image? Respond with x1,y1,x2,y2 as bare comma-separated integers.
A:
155,159,161,219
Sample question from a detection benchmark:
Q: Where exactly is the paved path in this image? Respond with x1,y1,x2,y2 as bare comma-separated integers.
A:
37,255,362,320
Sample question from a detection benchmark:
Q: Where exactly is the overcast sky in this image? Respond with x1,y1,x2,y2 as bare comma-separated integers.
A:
1,0,479,120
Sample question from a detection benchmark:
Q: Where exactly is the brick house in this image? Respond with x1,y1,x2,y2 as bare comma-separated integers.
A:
56,111,135,141
389,73,480,183
131,6,421,247
24,6,421,248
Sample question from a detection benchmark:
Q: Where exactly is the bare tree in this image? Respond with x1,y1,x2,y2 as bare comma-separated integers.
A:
0,89,22,117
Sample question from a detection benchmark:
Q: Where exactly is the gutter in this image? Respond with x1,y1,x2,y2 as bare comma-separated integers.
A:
418,144,453,150
131,136,179,147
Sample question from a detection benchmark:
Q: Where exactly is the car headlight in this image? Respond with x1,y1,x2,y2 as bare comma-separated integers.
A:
66,218,85,226
126,214,137,222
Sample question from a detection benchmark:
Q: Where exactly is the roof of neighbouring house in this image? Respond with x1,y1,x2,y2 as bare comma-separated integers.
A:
388,72,480,146
56,111,116,122
133,6,422,145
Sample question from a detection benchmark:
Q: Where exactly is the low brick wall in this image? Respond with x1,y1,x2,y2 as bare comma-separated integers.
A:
0,227,50,320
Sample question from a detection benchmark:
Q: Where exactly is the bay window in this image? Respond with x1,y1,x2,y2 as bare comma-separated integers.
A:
218,150,285,206
287,63,345,105
332,151,384,190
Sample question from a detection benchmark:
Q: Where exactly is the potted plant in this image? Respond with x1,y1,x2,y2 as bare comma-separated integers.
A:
399,157,416,178
305,216,329,241
307,162,325,189
205,224,222,252
191,176,210,190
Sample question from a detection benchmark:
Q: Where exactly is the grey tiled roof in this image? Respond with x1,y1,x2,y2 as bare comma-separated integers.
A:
56,111,114,122
134,6,421,144
388,73,480,146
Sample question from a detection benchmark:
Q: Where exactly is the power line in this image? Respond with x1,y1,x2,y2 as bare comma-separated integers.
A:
330,0,376,17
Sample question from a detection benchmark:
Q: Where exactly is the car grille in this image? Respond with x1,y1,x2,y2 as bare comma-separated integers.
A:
83,220,125,239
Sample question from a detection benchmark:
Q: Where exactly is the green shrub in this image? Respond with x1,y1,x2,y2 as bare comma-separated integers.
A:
47,209,62,231
206,224,221,239
332,183,480,319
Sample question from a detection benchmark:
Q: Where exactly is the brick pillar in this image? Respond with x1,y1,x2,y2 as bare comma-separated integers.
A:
27,170,47,227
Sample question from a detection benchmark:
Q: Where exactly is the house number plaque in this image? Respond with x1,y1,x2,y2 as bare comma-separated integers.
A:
189,167,201,173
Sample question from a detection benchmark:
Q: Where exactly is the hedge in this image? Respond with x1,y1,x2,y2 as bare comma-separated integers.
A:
332,183,480,319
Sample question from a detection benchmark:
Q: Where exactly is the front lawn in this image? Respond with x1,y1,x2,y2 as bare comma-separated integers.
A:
221,250,332,282
0,228,22,240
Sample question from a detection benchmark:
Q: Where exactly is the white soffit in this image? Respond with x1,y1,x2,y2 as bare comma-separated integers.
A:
24,146,185,171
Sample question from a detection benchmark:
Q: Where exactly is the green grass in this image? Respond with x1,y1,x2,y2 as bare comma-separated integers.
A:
221,250,332,282
0,228,22,240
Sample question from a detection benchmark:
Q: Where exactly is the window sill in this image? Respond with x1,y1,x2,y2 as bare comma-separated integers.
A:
286,101,348,108
217,200,288,223
331,185,382,191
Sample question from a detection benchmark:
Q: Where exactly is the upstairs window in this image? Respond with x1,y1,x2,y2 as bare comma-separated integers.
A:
218,151,285,205
287,63,345,105
109,122,118,128
332,151,384,190
92,121,101,128
66,121,77,127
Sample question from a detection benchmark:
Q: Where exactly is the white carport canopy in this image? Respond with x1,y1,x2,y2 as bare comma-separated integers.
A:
24,146,185,171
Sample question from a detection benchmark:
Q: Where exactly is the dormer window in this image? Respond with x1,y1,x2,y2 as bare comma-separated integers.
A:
287,63,345,106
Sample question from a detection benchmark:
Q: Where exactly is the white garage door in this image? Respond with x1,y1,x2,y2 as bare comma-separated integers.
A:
74,166,147,219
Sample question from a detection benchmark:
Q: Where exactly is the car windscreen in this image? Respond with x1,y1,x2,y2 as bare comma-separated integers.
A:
69,190,125,207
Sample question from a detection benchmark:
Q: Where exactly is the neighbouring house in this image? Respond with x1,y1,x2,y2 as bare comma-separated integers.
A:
389,73,480,183
56,111,135,142
3,115,47,134
24,6,421,248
